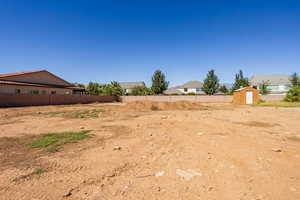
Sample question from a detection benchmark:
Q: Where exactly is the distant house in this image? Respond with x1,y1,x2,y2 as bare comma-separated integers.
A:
176,81,204,94
0,70,84,95
119,82,146,94
163,86,184,95
250,74,290,94
164,81,204,95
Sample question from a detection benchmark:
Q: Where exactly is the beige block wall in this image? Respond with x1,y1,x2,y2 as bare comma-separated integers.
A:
0,71,70,86
0,84,73,95
121,95,233,102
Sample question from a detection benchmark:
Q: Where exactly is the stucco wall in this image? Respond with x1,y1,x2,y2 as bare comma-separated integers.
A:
261,94,285,102
121,96,233,102
0,94,118,107
0,84,73,94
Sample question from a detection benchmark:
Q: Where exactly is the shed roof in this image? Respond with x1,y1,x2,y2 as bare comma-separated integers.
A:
235,87,257,92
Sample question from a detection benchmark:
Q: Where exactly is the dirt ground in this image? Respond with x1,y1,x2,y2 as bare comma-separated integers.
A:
0,101,300,200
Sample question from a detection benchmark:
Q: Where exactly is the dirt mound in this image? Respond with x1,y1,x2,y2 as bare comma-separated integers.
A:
123,101,209,111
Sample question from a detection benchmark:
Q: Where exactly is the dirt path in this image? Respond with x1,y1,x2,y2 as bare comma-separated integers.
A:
0,102,299,200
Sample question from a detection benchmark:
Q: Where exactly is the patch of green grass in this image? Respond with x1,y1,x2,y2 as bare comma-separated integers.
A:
28,130,91,152
44,111,66,115
67,109,105,118
257,101,300,107
32,168,46,175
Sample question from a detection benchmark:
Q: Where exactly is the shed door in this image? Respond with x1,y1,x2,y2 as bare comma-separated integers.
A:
246,91,253,104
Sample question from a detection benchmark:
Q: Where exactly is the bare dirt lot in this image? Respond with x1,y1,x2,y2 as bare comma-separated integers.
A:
0,101,300,200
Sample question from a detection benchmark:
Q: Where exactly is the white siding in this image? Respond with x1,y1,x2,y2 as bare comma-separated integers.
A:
177,88,203,94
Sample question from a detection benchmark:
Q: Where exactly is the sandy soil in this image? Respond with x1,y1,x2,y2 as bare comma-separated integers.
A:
0,101,300,200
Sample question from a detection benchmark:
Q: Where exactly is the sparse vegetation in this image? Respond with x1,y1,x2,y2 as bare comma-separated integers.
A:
67,109,104,118
130,86,154,96
32,168,47,175
44,109,104,118
28,130,92,152
13,168,47,182
257,101,300,107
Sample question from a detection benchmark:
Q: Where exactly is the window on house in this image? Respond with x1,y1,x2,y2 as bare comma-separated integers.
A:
184,88,188,92
42,90,47,94
30,90,39,94
15,89,21,94
51,91,56,94
267,85,279,90
196,88,202,92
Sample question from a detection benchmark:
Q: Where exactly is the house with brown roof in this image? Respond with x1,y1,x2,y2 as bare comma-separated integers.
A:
0,70,85,95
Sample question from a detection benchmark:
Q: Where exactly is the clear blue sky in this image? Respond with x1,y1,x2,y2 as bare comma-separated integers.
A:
0,0,299,86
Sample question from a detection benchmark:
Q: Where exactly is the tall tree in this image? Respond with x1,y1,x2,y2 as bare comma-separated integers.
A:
202,69,220,95
231,70,250,92
151,70,169,94
285,72,300,102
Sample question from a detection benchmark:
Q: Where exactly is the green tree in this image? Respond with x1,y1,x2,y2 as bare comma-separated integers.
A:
290,72,300,87
151,70,169,94
285,87,300,102
202,69,220,95
231,70,250,92
219,84,229,94
285,72,300,102
259,81,270,95
109,81,124,96
130,86,154,96
86,82,100,95
73,82,85,88
99,82,123,96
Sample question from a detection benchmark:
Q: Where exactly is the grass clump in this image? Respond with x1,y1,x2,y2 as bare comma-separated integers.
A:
32,168,46,175
28,130,91,152
257,101,300,107
13,168,46,182
44,111,66,115
68,109,104,118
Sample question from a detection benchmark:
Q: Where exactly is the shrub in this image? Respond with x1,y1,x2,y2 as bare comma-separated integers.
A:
130,86,154,96
285,87,300,102
187,92,196,95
